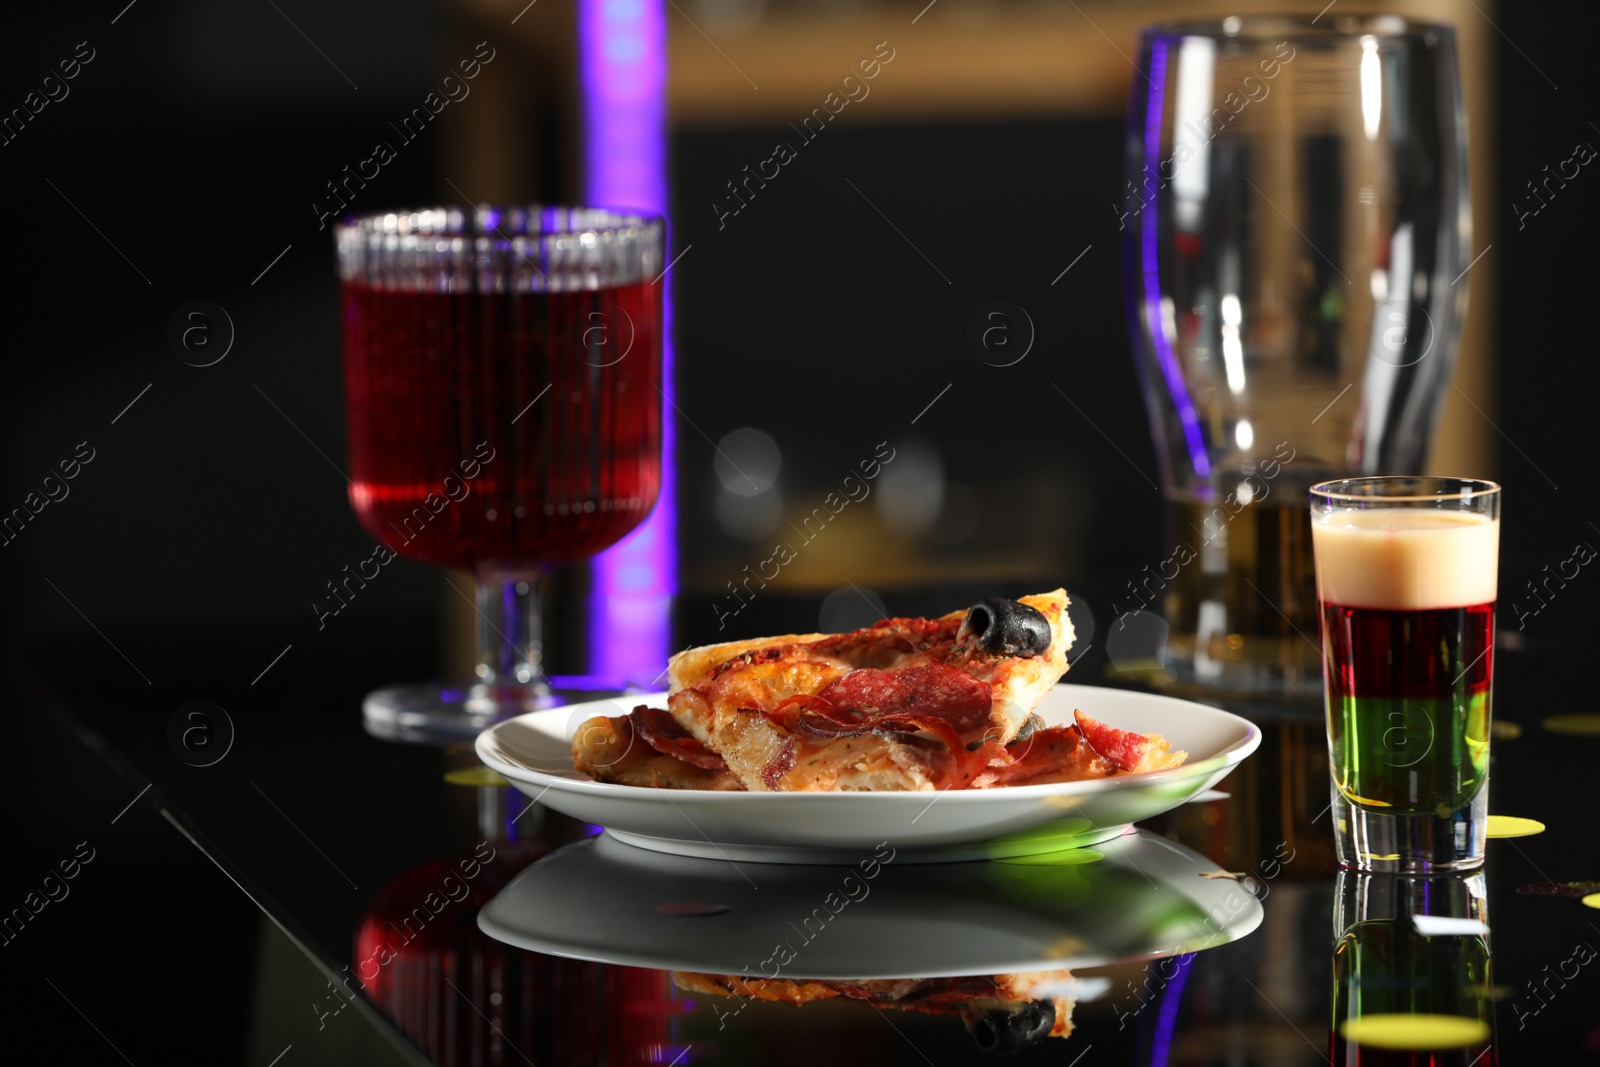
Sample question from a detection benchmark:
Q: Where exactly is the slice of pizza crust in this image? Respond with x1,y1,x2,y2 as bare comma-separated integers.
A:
665,590,1072,747
569,589,1185,792
673,590,1070,727
663,591,1074,792
664,631,828,691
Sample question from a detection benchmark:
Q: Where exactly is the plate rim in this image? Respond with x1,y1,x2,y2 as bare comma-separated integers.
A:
474,682,1263,802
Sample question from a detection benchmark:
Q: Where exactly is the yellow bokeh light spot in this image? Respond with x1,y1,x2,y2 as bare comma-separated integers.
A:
1543,714,1600,736
1340,1014,1489,1049
444,766,509,787
1485,815,1545,838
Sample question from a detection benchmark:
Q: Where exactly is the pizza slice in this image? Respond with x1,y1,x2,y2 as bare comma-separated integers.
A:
571,589,1187,792
664,590,1074,792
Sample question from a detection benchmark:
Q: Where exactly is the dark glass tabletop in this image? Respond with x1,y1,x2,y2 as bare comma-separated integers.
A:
24,611,1600,1065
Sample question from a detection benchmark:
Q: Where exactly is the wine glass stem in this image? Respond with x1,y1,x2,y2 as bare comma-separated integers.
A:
471,569,547,711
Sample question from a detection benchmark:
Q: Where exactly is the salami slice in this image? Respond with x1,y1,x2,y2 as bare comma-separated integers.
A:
820,664,992,733
767,694,861,736
1074,711,1160,773
766,694,967,755
628,706,728,771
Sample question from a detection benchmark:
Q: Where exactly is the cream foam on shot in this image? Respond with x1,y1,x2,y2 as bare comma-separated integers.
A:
1313,510,1499,610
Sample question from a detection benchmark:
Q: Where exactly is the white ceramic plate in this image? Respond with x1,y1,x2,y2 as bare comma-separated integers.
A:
475,684,1260,863
478,830,1263,979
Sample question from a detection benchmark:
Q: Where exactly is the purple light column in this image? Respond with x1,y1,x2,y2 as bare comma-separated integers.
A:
1141,39,1211,480
1149,953,1192,1067
580,0,675,683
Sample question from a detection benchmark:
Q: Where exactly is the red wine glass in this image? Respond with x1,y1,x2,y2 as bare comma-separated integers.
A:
336,205,664,741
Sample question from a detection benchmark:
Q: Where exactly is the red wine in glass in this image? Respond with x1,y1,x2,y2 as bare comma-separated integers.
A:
337,206,665,741
342,281,662,569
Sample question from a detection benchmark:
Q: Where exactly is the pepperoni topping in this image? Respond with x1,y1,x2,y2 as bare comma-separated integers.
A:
628,706,728,771
980,725,1091,785
1074,711,1156,773
761,737,797,789
1008,724,1082,755
819,664,992,733
809,615,964,667
760,695,979,780
752,666,997,786
873,713,966,759
709,644,793,681
883,615,964,645
766,695,858,736
770,697,961,748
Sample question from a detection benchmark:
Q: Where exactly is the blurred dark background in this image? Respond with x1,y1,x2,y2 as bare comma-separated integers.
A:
0,0,1593,1061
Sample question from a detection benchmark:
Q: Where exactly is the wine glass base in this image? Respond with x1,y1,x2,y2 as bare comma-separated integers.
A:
362,678,647,745
362,682,568,745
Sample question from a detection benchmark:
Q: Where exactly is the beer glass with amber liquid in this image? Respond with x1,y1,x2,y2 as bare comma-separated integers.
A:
1312,478,1499,871
1123,18,1471,698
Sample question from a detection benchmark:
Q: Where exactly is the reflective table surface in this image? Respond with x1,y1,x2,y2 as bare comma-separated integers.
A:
26,613,1600,1065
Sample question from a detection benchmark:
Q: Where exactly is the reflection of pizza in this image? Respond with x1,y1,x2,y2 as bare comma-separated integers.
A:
572,590,1186,792
673,971,1075,1053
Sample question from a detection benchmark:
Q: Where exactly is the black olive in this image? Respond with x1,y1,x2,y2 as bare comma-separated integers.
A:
958,598,1051,657
962,1000,1056,1055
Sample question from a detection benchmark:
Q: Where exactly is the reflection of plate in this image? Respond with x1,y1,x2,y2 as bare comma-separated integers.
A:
477,830,1263,979
474,685,1260,863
